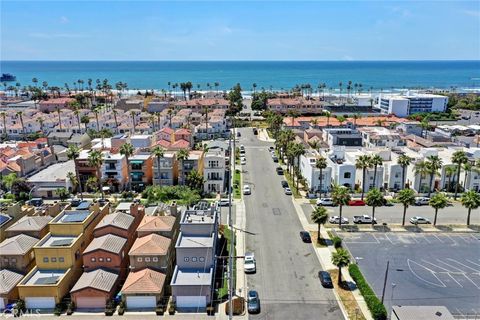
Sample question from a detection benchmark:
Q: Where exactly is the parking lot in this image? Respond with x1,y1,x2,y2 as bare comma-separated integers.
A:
338,232,480,318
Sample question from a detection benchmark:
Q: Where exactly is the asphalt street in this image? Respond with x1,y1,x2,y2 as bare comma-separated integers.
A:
302,202,480,226
238,128,343,320
338,232,480,318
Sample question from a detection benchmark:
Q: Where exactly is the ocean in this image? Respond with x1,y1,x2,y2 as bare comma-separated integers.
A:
1,60,479,92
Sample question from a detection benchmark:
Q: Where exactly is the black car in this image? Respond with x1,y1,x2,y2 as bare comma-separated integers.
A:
237,132,241,137
253,128,258,135
281,180,289,188
247,290,260,314
300,231,312,243
276,167,284,175
318,271,333,288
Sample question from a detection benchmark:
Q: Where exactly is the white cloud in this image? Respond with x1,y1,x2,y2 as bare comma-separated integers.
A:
29,32,88,39
60,16,69,24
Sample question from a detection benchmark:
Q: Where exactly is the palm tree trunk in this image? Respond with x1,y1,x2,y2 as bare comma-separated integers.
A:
339,205,343,228
447,174,452,192
98,168,104,199
428,174,434,197
338,267,342,285
454,167,461,200
402,166,406,189
373,165,377,189
418,176,423,194
319,168,323,198
126,156,132,192
434,208,438,226
361,168,366,200
75,167,83,200
156,157,161,187
467,208,471,226
317,223,321,241
402,205,407,226
464,171,469,190
371,206,376,227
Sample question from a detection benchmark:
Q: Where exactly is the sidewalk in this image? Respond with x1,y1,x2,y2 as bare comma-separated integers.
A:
291,198,373,320
257,128,275,142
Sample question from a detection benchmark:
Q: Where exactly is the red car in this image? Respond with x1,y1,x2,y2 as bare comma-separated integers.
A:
348,199,366,206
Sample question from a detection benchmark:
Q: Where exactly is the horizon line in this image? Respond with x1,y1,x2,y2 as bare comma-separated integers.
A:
2,59,480,62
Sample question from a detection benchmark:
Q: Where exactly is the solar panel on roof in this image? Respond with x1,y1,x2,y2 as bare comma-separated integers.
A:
35,276,59,285
0,215,11,226
76,201,91,210
62,212,89,223
50,239,73,246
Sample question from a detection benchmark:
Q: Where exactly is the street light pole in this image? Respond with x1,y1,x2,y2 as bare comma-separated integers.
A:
228,116,235,320
381,260,390,304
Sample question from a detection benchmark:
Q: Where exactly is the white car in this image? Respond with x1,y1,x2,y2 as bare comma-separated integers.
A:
414,197,430,206
410,216,431,224
317,198,335,206
218,199,230,206
244,258,256,273
329,216,349,224
241,157,246,165
243,185,251,195
245,252,255,261
284,187,292,195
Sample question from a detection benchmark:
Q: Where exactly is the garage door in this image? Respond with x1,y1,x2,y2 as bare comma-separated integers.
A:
0,298,5,310
176,296,206,309
25,297,55,309
76,297,106,309
126,296,156,309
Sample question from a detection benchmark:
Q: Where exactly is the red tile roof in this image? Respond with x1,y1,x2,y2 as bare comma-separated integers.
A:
121,268,166,294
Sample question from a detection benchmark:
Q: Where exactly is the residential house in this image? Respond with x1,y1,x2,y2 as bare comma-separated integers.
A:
5,215,51,239
152,151,178,186
128,233,173,273
0,202,35,241
267,98,322,114
136,215,177,239
299,149,333,194
82,234,128,277
203,150,226,194
359,127,406,148
178,151,204,185
102,151,128,192
70,268,119,310
0,234,38,273
326,147,356,190
38,98,75,112
28,160,76,198
120,268,166,310
129,154,153,192
0,269,24,310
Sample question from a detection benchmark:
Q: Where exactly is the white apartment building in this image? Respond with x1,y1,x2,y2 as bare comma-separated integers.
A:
359,127,406,148
203,150,226,194
299,150,333,193
326,147,356,190
102,151,128,191
152,151,177,186
376,93,448,117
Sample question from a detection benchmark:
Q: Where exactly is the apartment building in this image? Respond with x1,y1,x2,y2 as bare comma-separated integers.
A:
267,98,322,114
203,150,226,194
299,150,333,194
152,151,178,186
359,127,406,148
129,153,153,192
376,93,448,117
326,147,356,190
178,151,204,185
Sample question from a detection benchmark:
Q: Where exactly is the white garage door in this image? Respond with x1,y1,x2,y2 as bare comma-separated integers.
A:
176,296,206,309
0,298,5,310
126,296,156,309
76,297,106,309
25,297,55,309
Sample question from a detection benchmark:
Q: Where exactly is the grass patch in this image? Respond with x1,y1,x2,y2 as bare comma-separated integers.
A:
330,269,367,320
233,169,242,199
284,171,301,198
309,199,317,205
218,225,237,299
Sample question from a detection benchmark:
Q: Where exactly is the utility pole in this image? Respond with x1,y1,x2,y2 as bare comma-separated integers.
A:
228,116,235,320
381,260,390,304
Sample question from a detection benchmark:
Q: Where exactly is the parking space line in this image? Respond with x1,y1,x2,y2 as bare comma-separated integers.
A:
420,234,432,243
466,259,480,268
461,273,480,289
447,258,480,273
436,259,465,273
385,233,395,245
446,273,464,288
455,308,466,318
433,234,444,243
408,234,420,244
371,233,381,244
421,259,451,272
408,259,446,288
445,234,457,245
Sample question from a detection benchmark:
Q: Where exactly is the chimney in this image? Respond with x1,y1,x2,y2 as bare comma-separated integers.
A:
170,201,177,217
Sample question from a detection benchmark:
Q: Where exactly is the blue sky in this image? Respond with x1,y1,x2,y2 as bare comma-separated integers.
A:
1,1,479,60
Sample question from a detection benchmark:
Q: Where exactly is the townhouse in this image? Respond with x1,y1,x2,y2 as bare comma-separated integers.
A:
358,127,406,148
152,151,178,186
0,202,35,242
0,234,38,273
203,150,227,194
129,153,153,192
0,269,24,310
299,149,333,194
70,268,120,310
27,160,76,198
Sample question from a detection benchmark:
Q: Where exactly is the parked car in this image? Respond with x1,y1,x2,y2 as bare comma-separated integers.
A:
69,198,82,207
281,180,289,188
318,271,333,288
348,199,366,206
414,197,430,206
218,198,230,206
329,216,349,224
284,187,292,195
410,216,431,224
29,198,43,207
353,215,377,224
245,252,255,261
244,258,256,273
272,156,279,163
276,167,284,175
247,290,260,314
243,185,251,195
268,146,275,151
237,132,241,137
241,157,247,165
299,231,312,243
316,198,335,206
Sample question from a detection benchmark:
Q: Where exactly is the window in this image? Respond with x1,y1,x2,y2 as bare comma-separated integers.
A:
59,257,64,262
10,258,17,263
91,257,96,262
199,257,205,262
152,257,158,262
344,172,351,179
43,257,49,263
184,257,189,262
145,257,151,262
137,257,143,262
106,257,111,262
51,257,57,262
192,257,197,262
99,258,104,262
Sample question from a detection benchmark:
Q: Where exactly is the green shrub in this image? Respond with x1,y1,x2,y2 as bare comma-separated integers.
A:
332,236,342,248
349,264,387,320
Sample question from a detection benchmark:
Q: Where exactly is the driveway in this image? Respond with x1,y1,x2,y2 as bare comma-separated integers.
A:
237,127,343,320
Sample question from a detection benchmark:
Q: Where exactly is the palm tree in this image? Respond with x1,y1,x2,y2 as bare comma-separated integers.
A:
32,78,38,87
16,111,26,139
151,146,165,186
429,193,448,226
332,185,351,228
397,188,416,226
56,107,62,130
252,83,257,94
112,109,119,134
87,150,104,199
66,145,83,200
370,154,383,189
315,156,327,197
73,107,81,131
36,117,44,134
287,110,300,127
397,155,413,189
80,115,90,131
352,113,361,128
0,111,7,139
325,110,331,128
120,143,135,191
337,115,346,126
292,143,305,191
177,149,190,185
365,188,384,226
426,155,443,197
414,161,429,194
356,155,371,200
444,165,457,192
331,249,350,285
130,111,137,133
463,162,473,191
66,171,78,194
461,190,480,226
311,206,329,242
452,151,468,200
